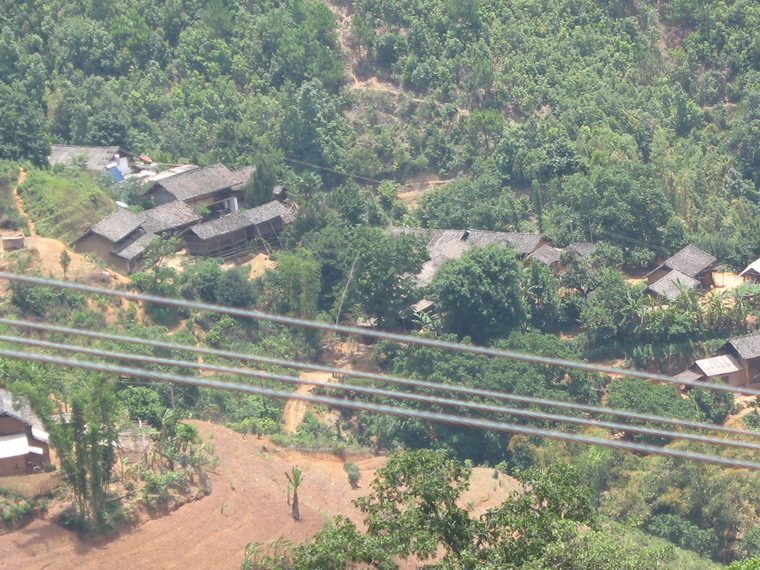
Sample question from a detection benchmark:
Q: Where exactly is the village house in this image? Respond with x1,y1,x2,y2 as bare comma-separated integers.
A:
72,201,202,273
143,163,255,216
719,333,760,387
739,257,760,283
48,145,139,181
389,227,549,288
183,200,293,259
645,245,716,300
676,332,760,388
526,241,597,272
675,354,744,387
0,389,50,476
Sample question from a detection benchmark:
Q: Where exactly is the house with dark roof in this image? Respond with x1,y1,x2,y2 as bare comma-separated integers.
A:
184,200,292,259
144,163,254,216
388,228,549,288
644,270,700,301
0,389,50,475
527,244,563,269
719,333,760,386
72,201,202,272
647,245,716,290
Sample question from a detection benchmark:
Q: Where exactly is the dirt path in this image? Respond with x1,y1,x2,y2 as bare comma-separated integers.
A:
282,370,339,433
10,168,33,235
281,342,371,433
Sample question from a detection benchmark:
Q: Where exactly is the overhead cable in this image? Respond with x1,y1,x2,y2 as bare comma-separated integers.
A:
3,317,757,440
1,346,759,470
1,272,758,400
4,334,760,453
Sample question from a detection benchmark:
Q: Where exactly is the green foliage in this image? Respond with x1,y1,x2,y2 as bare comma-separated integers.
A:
0,82,49,165
213,267,256,308
343,461,361,489
119,386,167,428
17,167,114,242
606,378,699,444
0,160,26,230
432,244,527,344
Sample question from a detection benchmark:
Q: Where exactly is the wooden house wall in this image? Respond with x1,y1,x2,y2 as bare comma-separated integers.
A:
0,455,27,476
0,416,26,437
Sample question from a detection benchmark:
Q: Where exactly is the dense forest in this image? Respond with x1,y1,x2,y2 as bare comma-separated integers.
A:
2,0,760,567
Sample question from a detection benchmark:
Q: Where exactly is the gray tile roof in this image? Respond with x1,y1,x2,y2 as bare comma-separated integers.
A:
89,209,143,242
661,245,716,278
189,200,289,240
568,241,596,257
48,144,126,171
114,232,158,261
154,163,245,202
389,228,547,287
726,333,760,360
139,201,201,234
674,369,704,382
645,269,699,300
527,244,562,265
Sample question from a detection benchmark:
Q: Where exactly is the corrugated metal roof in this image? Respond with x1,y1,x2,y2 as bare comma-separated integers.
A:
694,355,742,377
48,145,126,171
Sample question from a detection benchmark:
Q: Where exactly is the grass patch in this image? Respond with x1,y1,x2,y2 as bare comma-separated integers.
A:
0,159,26,231
18,167,114,242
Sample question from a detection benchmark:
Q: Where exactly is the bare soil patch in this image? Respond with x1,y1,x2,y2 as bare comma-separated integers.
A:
397,172,454,210
0,422,518,569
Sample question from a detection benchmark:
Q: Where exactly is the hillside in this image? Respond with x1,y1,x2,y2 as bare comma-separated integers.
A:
1,0,760,566
0,421,519,569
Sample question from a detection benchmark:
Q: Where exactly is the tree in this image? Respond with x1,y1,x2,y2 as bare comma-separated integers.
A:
0,82,49,166
353,449,473,565
432,244,527,344
343,461,361,489
59,249,71,279
53,375,119,530
214,267,256,308
286,466,304,521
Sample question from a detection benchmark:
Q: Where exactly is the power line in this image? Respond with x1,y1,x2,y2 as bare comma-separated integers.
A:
1,346,759,470
3,317,757,441
1,272,759,401
5,334,760,453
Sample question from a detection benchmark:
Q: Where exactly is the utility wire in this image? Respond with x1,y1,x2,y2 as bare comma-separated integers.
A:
1,346,759,470
2,272,759,400
3,317,758,441
5,334,760,453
